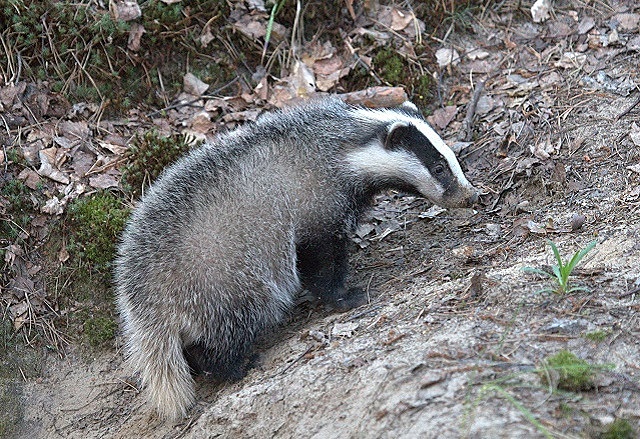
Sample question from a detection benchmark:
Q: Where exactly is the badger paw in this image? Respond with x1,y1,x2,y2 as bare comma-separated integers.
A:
330,287,368,312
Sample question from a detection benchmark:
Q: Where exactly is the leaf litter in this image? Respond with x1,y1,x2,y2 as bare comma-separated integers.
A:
1,0,640,437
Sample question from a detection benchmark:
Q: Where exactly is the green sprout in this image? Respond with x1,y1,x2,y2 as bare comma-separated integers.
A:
522,240,597,294
540,350,595,391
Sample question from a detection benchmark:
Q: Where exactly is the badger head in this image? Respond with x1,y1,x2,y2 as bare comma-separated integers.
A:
347,104,479,209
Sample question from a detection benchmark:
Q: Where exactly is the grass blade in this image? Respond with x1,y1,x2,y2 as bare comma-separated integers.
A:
548,240,564,269
521,266,556,279
565,240,597,274
484,384,554,439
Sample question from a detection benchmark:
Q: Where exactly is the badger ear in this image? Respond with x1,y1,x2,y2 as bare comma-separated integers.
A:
400,101,419,114
384,121,411,150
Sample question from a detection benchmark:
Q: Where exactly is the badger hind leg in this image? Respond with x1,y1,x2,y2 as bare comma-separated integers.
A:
126,324,195,421
183,341,258,381
297,233,367,311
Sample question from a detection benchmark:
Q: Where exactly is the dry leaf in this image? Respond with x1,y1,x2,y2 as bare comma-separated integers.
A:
340,87,408,108
184,73,210,96
18,168,41,190
531,0,551,23
57,246,70,263
37,148,69,184
390,8,413,31
128,23,145,51
200,24,215,47
42,196,64,215
630,123,640,147
291,60,316,96
554,52,587,68
109,0,141,21
89,173,119,189
332,322,359,338
316,68,349,92
232,12,268,40
452,245,474,258
466,47,490,60
577,16,595,35
435,48,460,67
190,111,215,134
427,106,457,130
419,205,446,219
245,0,266,11
614,13,640,31
530,140,556,160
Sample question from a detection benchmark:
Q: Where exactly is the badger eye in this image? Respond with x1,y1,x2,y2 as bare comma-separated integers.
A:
433,164,446,175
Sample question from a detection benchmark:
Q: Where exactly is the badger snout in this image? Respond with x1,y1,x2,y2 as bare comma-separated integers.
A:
440,184,480,208
467,189,479,206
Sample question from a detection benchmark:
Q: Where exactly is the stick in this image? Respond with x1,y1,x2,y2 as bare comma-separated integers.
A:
459,79,485,142
616,94,640,120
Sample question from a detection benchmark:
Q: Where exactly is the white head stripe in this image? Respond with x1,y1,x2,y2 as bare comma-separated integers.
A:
349,107,471,186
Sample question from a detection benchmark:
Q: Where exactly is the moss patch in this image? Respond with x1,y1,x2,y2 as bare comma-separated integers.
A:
1,0,232,113
84,315,118,348
541,350,595,391
584,330,610,343
599,419,637,439
65,191,129,272
122,131,197,198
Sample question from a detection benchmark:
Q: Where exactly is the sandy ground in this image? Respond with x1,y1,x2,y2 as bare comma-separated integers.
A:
4,2,640,438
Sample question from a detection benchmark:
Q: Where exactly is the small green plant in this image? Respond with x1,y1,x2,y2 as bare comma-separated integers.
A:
478,383,554,438
122,131,198,198
84,315,117,347
522,239,597,294
584,330,610,343
374,48,406,85
600,419,637,439
540,350,595,391
66,192,129,272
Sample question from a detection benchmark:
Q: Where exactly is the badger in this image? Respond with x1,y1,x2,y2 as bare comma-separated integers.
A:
115,97,478,421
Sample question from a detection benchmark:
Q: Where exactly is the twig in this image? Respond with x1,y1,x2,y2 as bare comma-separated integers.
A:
619,286,640,299
616,93,640,120
458,79,485,142
145,78,239,118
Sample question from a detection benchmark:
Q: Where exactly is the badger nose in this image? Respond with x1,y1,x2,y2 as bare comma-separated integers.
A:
468,191,479,206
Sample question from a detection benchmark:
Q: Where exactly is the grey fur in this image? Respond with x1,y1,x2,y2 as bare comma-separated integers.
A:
115,98,477,420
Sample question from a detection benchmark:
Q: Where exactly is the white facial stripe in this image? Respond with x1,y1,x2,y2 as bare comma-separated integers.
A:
350,107,473,188
344,141,444,198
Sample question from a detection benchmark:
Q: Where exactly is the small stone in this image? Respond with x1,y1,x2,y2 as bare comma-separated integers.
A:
570,213,586,231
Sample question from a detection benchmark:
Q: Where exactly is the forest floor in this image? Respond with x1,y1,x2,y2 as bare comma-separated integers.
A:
2,1,640,438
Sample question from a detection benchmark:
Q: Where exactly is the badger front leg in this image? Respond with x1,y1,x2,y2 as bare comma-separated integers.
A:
296,233,367,311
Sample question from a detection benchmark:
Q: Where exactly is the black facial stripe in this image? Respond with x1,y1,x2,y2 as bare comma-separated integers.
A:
385,123,454,189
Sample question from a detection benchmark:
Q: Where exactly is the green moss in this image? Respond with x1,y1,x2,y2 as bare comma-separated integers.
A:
414,74,434,107
369,47,437,109
0,0,231,114
374,48,405,85
600,419,637,439
66,192,129,272
0,179,38,246
584,330,609,343
84,315,117,347
122,131,198,198
542,350,594,391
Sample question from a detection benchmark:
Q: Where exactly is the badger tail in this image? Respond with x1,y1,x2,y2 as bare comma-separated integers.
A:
126,325,195,421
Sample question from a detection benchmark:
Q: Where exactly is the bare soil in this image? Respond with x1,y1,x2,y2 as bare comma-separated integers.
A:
3,1,640,438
